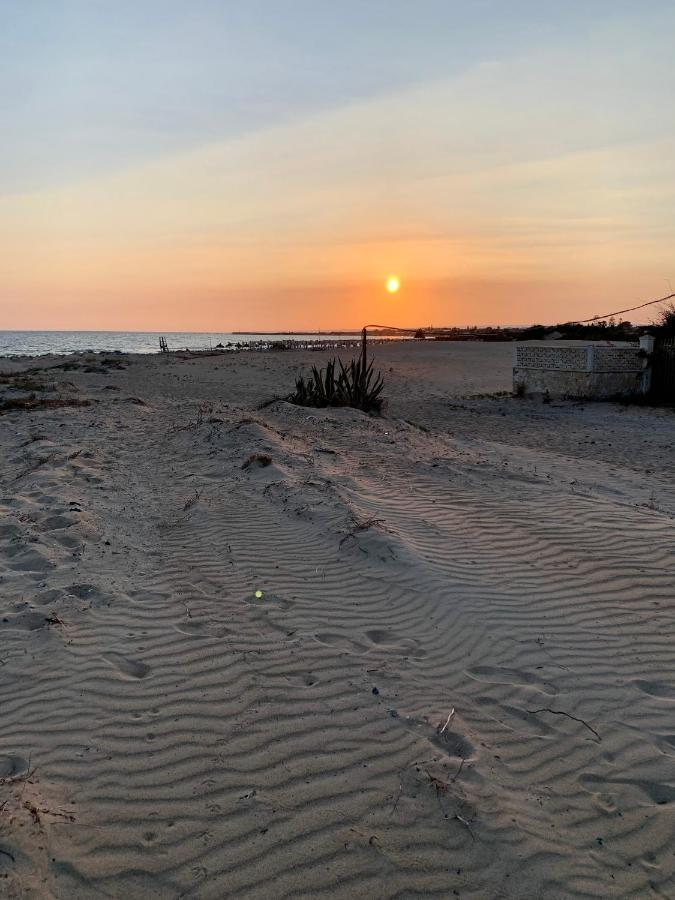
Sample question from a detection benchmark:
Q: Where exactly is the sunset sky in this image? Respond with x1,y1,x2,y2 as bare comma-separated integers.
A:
2,1,674,331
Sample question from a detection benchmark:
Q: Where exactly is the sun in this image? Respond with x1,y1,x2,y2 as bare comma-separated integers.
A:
386,275,401,294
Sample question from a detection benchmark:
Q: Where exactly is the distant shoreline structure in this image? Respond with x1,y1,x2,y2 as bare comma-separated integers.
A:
0,318,656,358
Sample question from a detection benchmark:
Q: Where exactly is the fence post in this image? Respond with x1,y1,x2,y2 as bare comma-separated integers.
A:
639,334,655,394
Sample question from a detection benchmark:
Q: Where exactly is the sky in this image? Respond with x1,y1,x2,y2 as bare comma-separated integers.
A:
1,1,674,331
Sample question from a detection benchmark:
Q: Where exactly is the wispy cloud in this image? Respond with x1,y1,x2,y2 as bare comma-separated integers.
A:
1,3,674,328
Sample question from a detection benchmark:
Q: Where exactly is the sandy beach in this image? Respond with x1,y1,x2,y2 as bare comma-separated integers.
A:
1,340,675,899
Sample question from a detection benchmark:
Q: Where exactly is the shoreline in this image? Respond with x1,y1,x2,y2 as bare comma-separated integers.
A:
0,336,416,360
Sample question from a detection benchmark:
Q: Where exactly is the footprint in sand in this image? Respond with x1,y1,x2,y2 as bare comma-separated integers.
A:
41,514,77,531
365,628,427,658
0,521,21,539
244,591,294,611
0,611,50,632
388,712,476,761
474,697,555,736
284,672,320,687
173,620,231,638
579,772,675,805
466,665,558,696
102,652,150,679
655,734,675,755
633,680,675,700
621,723,675,760
4,545,54,574
315,632,368,654
67,583,113,608
315,628,426,659
67,583,99,600
0,754,29,779
33,588,64,606
126,589,171,607
429,727,475,760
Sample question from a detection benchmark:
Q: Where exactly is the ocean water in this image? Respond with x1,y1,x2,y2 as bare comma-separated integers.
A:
0,331,366,357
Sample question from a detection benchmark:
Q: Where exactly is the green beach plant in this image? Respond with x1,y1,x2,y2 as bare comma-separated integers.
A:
288,357,384,413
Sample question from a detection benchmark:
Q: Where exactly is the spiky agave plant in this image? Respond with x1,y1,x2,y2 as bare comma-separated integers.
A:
291,360,339,407
337,357,384,410
288,357,384,412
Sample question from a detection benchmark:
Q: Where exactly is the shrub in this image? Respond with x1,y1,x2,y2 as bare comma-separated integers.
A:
0,395,91,413
242,453,272,469
288,357,384,413
654,302,675,335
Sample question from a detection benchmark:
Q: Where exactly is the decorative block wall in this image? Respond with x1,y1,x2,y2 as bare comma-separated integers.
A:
513,342,649,398
515,345,589,371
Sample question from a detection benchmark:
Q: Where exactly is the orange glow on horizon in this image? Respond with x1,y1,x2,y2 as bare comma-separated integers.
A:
0,77,671,333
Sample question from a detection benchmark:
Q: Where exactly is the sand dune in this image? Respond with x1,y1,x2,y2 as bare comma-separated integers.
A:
1,342,675,898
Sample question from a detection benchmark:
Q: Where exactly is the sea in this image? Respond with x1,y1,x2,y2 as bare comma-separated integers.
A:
0,331,366,357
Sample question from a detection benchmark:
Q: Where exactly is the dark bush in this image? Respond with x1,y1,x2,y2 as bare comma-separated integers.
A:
0,395,91,413
242,453,272,469
654,302,675,335
288,357,384,413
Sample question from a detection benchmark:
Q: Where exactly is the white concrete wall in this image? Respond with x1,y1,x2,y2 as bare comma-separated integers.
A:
513,340,651,399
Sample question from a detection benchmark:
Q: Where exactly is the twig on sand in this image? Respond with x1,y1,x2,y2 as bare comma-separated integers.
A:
424,769,450,794
349,826,380,847
16,755,35,806
423,769,477,840
527,707,601,741
438,708,455,733
339,517,384,547
390,784,403,814
0,759,35,791
173,403,210,431
455,814,476,841
24,802,74,825
24,801,41,826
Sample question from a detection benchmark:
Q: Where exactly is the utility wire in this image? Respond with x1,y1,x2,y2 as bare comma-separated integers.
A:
364,290,675,332
563,291,675,325
363,324,414,332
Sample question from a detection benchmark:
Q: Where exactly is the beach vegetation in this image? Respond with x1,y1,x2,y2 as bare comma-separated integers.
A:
0,375,49,392
655,302,675,335
520,319,636,341
0,394,91,413
288,357,385,413
242,453,273,469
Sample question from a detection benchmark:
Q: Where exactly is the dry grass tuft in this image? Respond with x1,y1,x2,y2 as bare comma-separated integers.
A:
0,394,91,414
242,453,273,469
